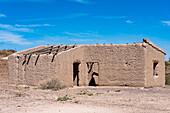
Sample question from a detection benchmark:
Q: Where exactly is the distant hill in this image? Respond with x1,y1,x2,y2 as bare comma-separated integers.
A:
0,49,16,58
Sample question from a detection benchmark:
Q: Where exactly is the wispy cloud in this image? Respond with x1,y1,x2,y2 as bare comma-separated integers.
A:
92,16,127,19
63,31,105,43
125,20,133,23
35,35,68,45
68,0,91,4
0,0,54,2
64,31,102,37
0,24,33,32
0,31,32,45
66,13,89,18
0,14,6,17
36,31,104,44
16,13,127,22
161,21,170,26
69,38,94,42
15,24,53,27
17,13,89,22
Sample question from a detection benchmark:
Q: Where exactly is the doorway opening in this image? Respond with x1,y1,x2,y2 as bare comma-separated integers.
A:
73,63,80,86
87,62,99,86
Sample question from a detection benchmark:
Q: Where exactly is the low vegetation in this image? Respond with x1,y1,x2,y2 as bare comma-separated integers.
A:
165,58,170,85
77,91,94,96
57,95,71,101
86,92,93,96
15,92,23,97
76,91,104,96
0,49,16,57
95,92,104,95
165,75,170,85
77,91,87,95
39,78,66,91
165,58,170,67
115,89,121,92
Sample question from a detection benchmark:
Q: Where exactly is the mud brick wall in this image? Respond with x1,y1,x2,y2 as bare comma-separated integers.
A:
0,59,8,84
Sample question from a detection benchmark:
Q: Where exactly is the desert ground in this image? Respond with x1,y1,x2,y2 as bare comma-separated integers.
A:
0,80,170,113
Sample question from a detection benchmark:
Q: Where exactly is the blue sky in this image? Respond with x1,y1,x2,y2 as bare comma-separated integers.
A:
0,0,169,60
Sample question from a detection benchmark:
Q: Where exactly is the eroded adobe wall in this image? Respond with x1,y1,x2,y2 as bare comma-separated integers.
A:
0,59,8,84
144,41,165,87
84,44,146,87
54,46,85,86
9,54,57,85
8,46,84,86
8,55,18,84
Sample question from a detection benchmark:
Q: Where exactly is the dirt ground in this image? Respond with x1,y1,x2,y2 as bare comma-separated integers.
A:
0,83,170,113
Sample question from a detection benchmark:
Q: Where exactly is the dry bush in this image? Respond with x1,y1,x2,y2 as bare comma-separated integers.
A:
15,92,22,97
39,78,66,91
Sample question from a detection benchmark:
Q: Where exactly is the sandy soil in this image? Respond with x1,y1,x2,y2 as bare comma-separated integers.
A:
0,84,170,113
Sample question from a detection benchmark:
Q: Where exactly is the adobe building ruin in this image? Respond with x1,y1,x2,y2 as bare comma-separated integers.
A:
8,38,166,87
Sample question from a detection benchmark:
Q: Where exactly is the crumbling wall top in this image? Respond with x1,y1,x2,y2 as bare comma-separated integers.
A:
143,38,166,55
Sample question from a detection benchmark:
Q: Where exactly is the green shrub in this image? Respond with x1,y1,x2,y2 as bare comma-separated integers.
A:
115,89,121,92
0,49,16,56
0,51,9,56
165,75,170,85
39,78,66,91
76,91,87,95
7,49,16,53
87,92,93,96
57,95,71,101
165,61,169,67
96,92,104,95
76,91,94,96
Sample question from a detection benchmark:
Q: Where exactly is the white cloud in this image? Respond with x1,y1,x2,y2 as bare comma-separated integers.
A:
17,13,89,22
0,31,32,45
0,14,6,17
63,31,102,37
0,0,54,2
125,20,133,23
69,38,94,42
0,24,33,32
15,24,53,27
92,16,127,19
16,13,126,22
161,21,170,26
68,0,91,4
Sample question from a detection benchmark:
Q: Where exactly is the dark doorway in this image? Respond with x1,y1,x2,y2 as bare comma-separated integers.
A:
89,72,99,86
87,62,99,86
73,63,80,86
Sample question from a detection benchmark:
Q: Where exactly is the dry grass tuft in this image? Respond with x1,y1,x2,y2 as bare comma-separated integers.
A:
39,78,66,91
